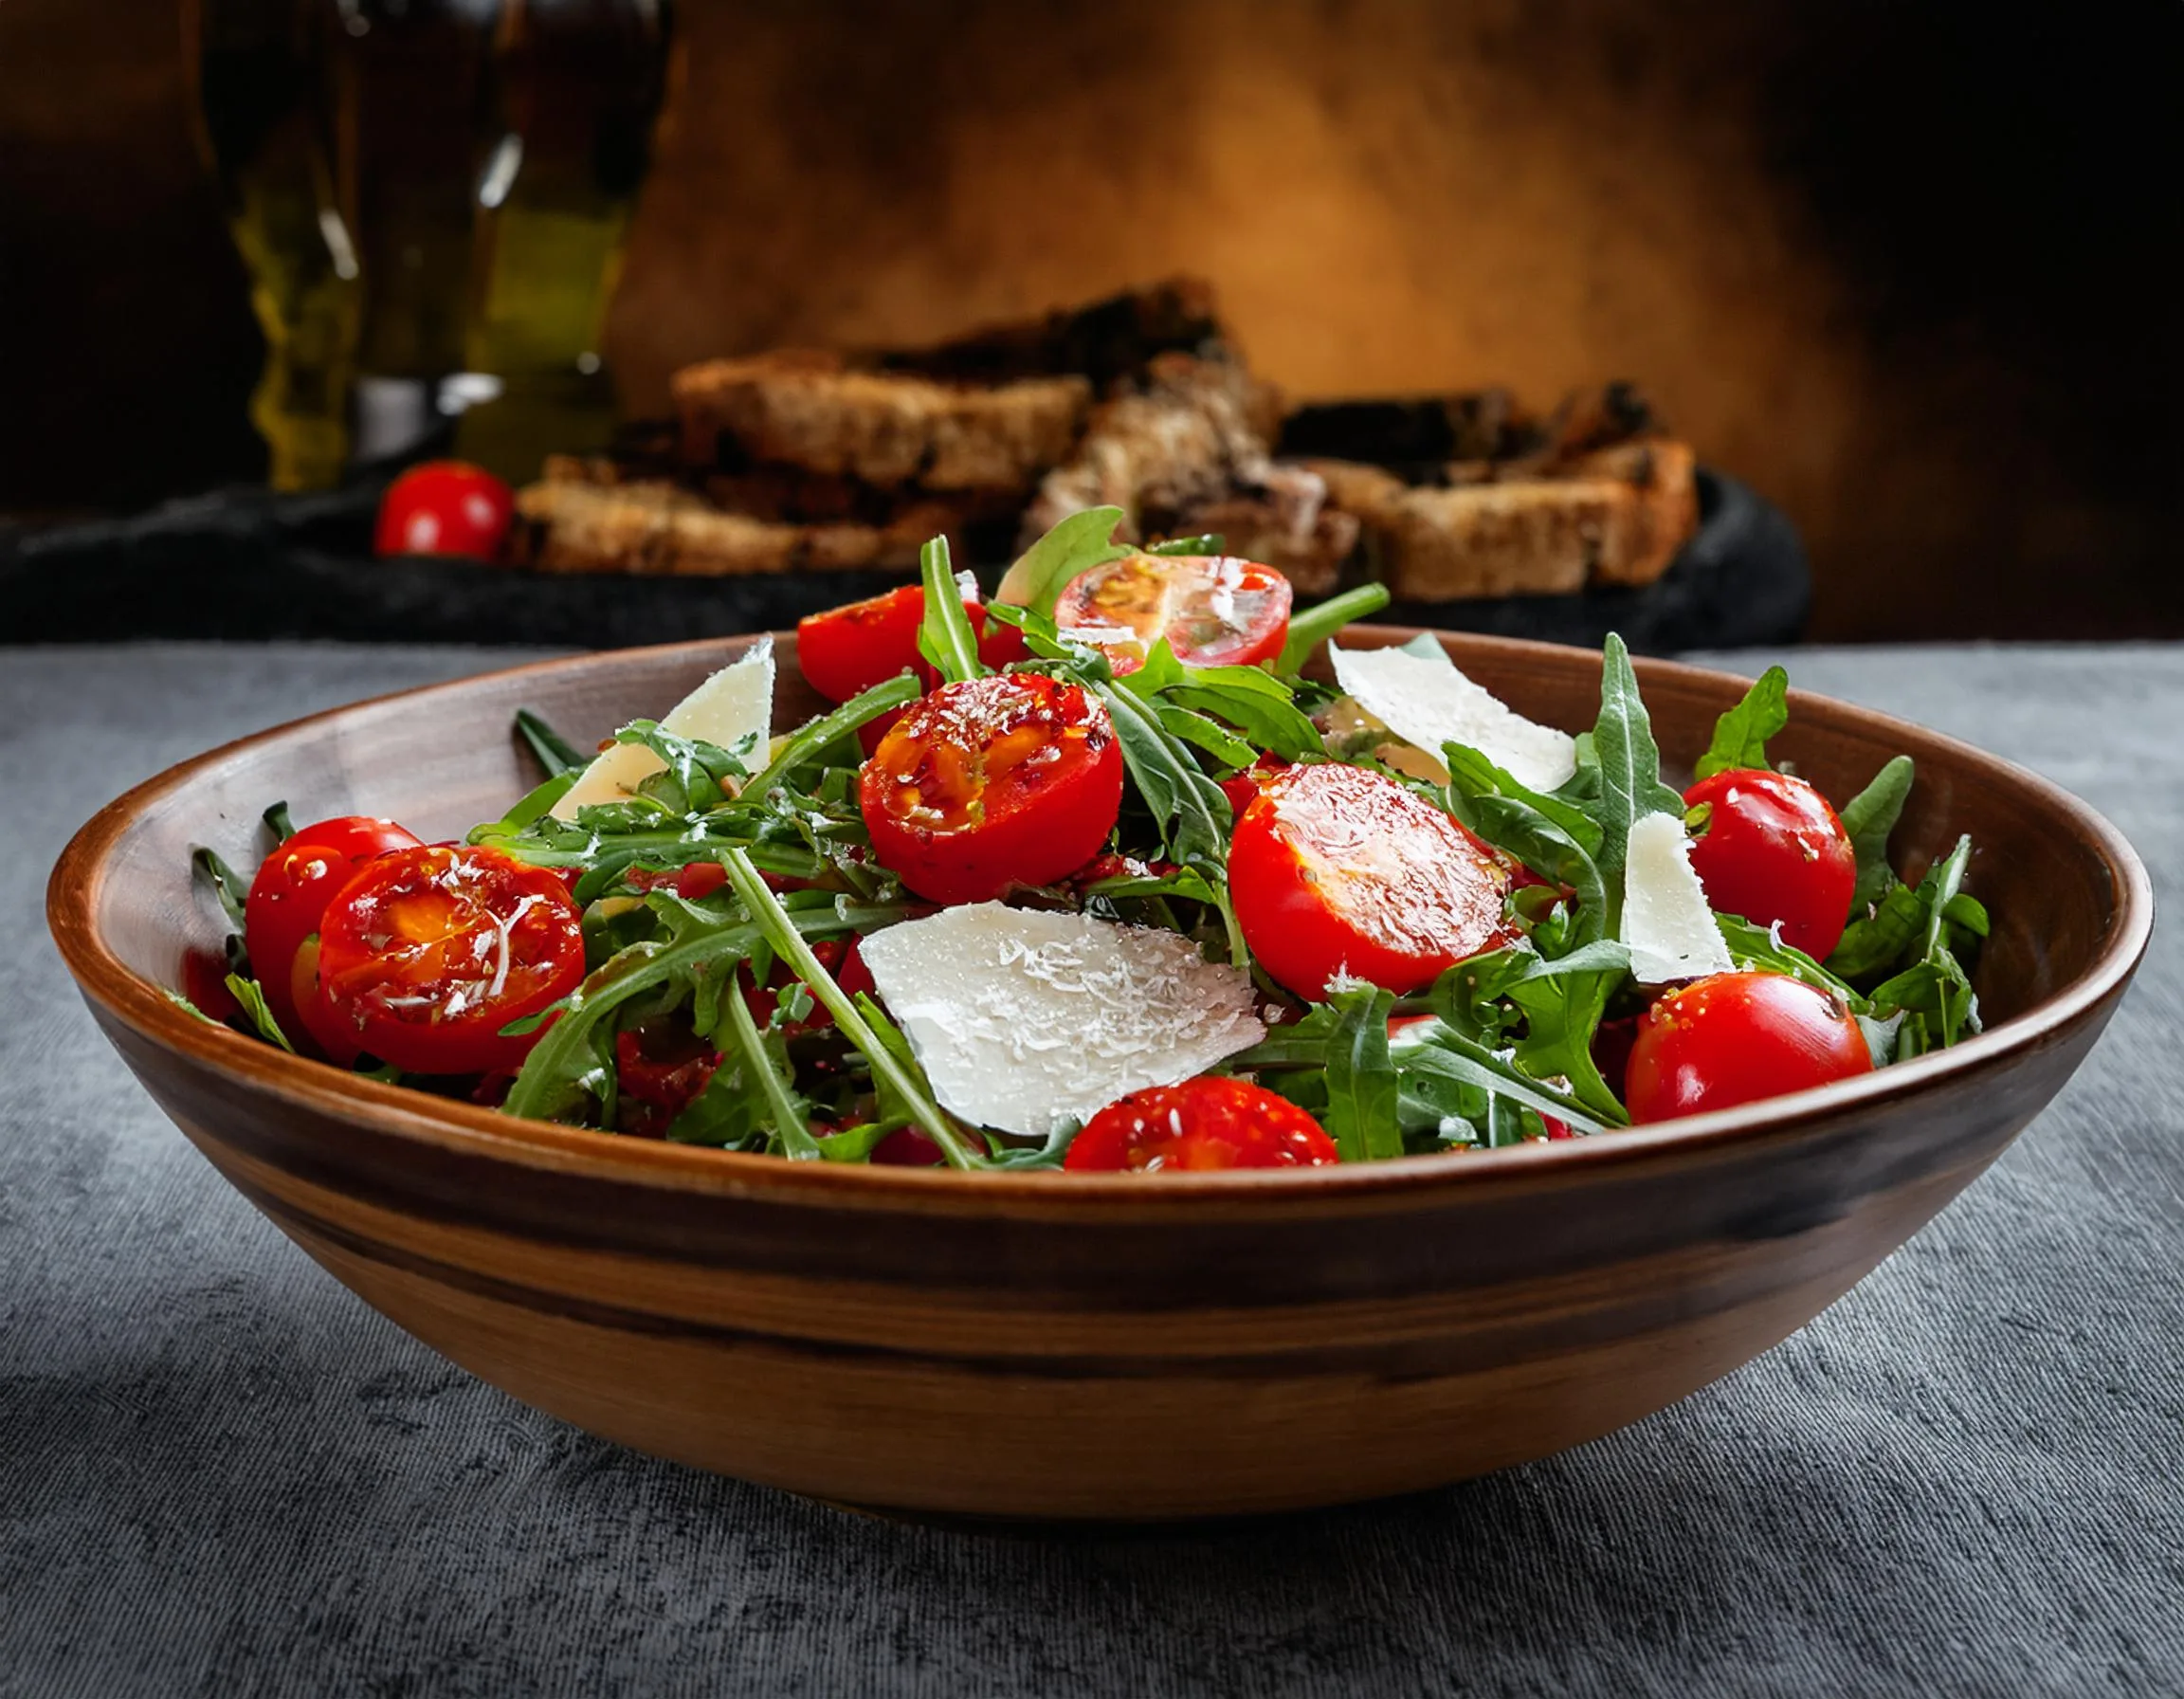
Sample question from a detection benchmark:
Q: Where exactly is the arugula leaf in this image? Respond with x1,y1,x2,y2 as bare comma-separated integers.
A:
1148,533,1223,556
1164,677,1325,763
1155,703,1260,770
718,969,822,1160
1838,755,1916,914
664,1062,772,1150
1422,945,1630,1125
749,674,921,795
515,708,585,776
190,845,253,974
994,506,1132,615
1276,584,1392,675
914,536,985,685
224,973,295,1053
261,800,295,844
717,850,976,1169
1438,745,1610,950
191,845,251,936
1320,985,1401,1161
1716,913,1866,1008
1694,667,1790,780
1089,679,1233,869
1389,1023,1614,1139
1588,633,1684,877
609,721,751,814
162,988,221,1027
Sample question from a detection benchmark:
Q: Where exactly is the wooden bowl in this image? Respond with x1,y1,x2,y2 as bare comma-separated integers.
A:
47,630,2152,1521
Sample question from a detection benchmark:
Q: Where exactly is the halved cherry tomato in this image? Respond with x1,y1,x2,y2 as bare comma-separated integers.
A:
1064,1076,1338,1172
1684,769,1858,959
1625,970,1872,1124
1053,554,1293,673
859,673,1124,904
1228,762,1521,997
244,815,424,1047
374,461,514,560
316,844,586,1075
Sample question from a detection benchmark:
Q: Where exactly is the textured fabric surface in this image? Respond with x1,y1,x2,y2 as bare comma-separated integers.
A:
4,642,2178,1699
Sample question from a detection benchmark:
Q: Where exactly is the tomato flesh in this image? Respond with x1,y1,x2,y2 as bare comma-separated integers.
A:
1683,769,1857,959
615,1019,723,1139
374,461,514,560
244,815,423,1049
316,845,586,1074
1054,554,1292,672
859,673,1124,904
1228,762,1520,997
1065,1076,1338,1172
1625,970,1873,1124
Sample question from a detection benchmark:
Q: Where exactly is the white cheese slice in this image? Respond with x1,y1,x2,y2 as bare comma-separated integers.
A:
857,904,1266,1138
1329,641,1577,792
1621,811,1735,984
551,637,774,820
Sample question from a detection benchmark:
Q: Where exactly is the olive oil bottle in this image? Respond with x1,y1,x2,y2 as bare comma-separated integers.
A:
185,0,674,490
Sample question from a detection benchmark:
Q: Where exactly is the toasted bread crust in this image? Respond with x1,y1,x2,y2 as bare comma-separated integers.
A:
671,355,1090,493
1304,431,1698,600
511,480,999,577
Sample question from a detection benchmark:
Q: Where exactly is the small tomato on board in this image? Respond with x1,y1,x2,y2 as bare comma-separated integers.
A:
1064,1077,1338,1172
1625,971,1872,1124
374,462,515,560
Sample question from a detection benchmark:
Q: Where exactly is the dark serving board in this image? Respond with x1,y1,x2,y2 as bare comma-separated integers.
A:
0,468,1805,652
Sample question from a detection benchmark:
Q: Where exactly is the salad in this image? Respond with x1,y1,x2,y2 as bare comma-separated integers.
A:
179,509,1986,1174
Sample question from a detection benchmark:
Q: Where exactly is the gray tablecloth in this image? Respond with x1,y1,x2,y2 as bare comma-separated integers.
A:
4,644,2178,1699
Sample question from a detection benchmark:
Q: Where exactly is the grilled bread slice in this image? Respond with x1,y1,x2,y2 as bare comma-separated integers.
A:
671,352,1091,494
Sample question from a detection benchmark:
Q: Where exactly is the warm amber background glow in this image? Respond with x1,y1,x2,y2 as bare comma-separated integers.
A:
4,0,2177,640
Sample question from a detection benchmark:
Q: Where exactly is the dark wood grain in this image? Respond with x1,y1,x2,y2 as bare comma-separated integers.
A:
46,630,2153,1519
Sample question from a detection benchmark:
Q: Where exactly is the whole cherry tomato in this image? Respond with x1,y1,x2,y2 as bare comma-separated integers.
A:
1625,971,1873,1124
1228,762,1520,998
859,672,1124,904
1683,768,1858,959
316,844,586,1075
799,584,1029,753
374,461,515,560
1053,554,1293,673
244,815,424,1050
1065,1076,1339,1172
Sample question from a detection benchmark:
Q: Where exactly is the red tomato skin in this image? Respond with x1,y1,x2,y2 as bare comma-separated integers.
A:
244,815,423,1045
316,845,586,1075
374,462,514,560
1228,763,1520,998
1053,555,1293,670
1625,971,1873,1124
859,674,1125,905
869,1126,951,1166
1683,769,1858,960
796,584,1018,708
1065,1076,1339,1172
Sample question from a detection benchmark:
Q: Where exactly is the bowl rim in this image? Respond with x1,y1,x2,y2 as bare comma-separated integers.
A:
47,627,2156,1214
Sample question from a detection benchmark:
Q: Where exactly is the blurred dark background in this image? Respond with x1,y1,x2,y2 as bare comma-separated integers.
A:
3,0,2178,642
